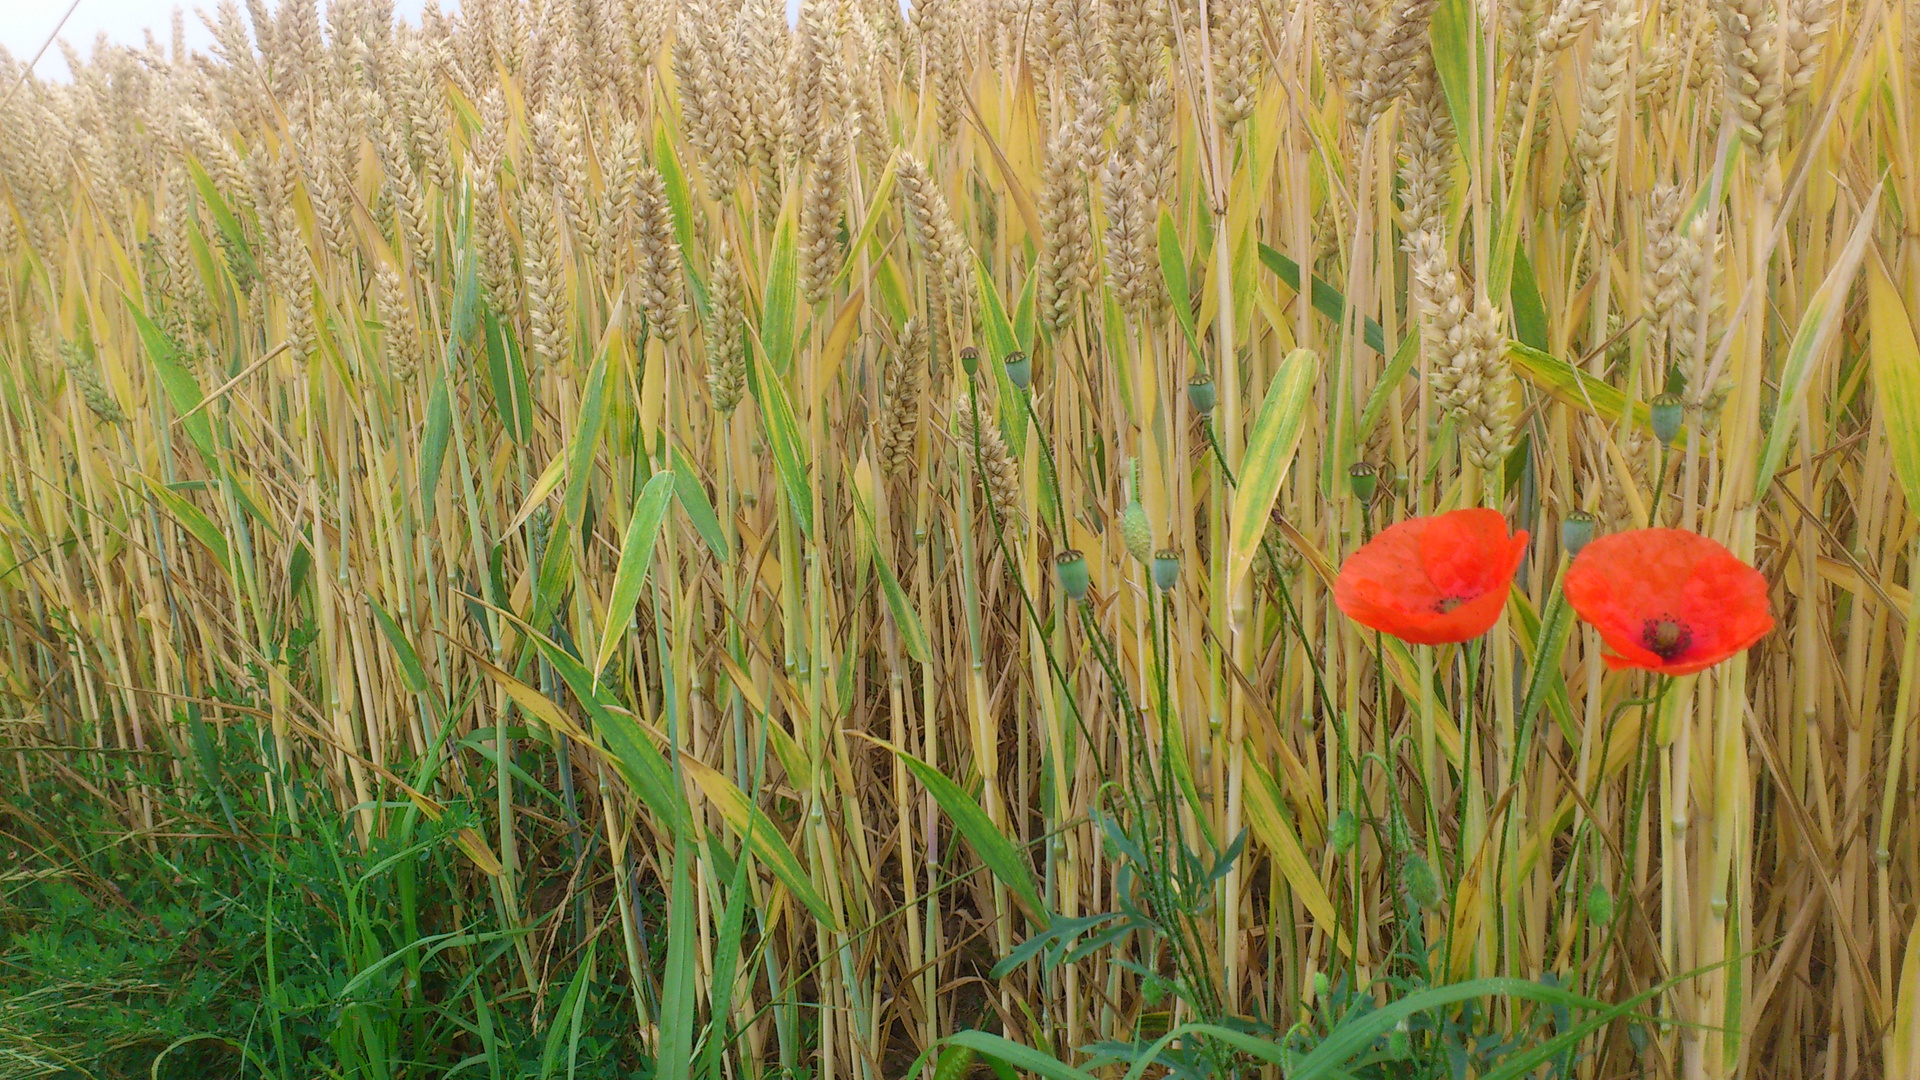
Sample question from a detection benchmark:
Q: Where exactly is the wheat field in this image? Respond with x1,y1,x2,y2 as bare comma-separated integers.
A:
1,0,1917,1075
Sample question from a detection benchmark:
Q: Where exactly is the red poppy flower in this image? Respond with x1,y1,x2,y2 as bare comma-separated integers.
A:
1562,528,1773,676
1334,509,1530,645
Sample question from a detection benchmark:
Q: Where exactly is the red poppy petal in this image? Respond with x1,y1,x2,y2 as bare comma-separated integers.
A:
1419,509,1518,596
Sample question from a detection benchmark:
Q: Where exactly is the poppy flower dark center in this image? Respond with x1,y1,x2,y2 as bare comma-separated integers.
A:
1641,616,1693,660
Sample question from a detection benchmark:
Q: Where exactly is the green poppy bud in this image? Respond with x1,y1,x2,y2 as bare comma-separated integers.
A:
1311,971,1331,1005
1143,973,1171,1007
1650,392,1684,447
1328,809,1359,855
959,346,980,377
1152,549,1180,591
1121,501,1153,565
1055,550,1090,600
1004,350,1031,390
1187,375,1216,415
1403,853,1442,911
1562,510,1598,558
1587,883,1614,926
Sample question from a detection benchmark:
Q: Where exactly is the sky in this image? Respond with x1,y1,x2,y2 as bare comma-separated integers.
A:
1,0,449,81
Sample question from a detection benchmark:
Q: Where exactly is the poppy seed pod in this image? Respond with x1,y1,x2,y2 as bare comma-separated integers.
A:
1348,462,1379,504
1152,549,1180,591
1187,375,1217,415
1650,393,1684,447
1054,550,1090,600
1561,510,1597,558
1120,501,1153,565
1003,351,1031,390
959,345,979,376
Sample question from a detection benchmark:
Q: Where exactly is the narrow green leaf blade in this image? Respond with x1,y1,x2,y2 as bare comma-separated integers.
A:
420,378,453,526
682,755,840,928
1868,254,1920,510
564,348,612,534
1255,243,1387,355
745,344,814,536
593,471,676,675
368,598,430,695
1226,349,1319,594
761,213,800,374
127,303,217,467
893,747,1047,928
658,840,697,1080
1755,184,1880,501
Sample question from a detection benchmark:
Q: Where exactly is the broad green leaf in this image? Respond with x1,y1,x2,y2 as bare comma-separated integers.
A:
1507,341,1682,446
761,213,800,374
1755,184,1880,501
1255,243,1387,355
1510,245,1551,351
483,311,533,442
368,598,429,695
1158,209,1206,366
1225,349,1319,594
523,621,691,837
653,125,697,267
670,446,729,562
537,939,594,1080
658,839,697,1080
1868,253,1920,509
593,471,676,674
681,754,841,929
1287,978,1621,1080
745,341,814,536
127,303,216,467
1356,331,1419,443
1428,0,1479,165
1012,270,1037,355
891,744,1047,927
941,1032,1096,1080
420,378,453,526
448,232,482,355
184,157,252,268
564,348,611,534
140,477,228,572
850,475,932,664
